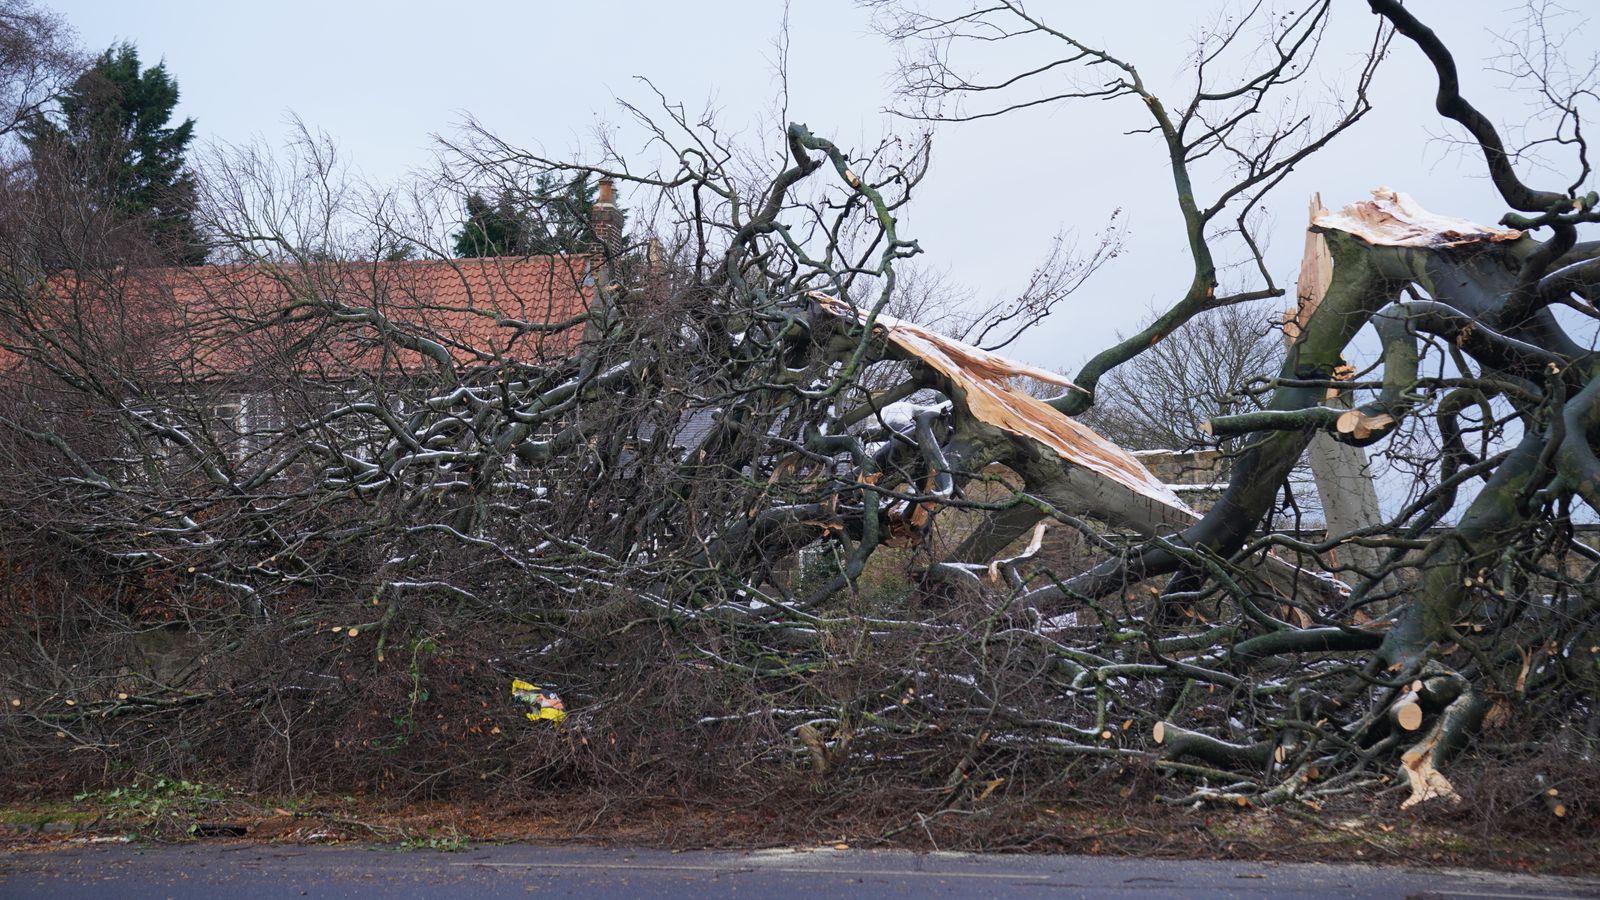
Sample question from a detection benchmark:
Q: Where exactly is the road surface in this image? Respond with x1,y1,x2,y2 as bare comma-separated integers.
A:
3,841,1598,899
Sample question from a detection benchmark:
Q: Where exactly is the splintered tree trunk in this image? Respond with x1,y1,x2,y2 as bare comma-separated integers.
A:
1291,195,1385,577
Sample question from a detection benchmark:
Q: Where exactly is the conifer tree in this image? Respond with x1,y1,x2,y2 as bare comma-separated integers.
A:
453,174,613,257
23,43,204,265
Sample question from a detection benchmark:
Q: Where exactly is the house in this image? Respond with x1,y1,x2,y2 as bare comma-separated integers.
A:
2,180,628,465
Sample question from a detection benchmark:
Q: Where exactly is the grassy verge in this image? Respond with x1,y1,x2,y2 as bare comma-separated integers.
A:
2,788,1595,878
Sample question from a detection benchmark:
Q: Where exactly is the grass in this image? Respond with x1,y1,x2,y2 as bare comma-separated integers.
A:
70,776,232,836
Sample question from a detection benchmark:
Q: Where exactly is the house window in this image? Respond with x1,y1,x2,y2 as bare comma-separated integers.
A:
212,390,284,462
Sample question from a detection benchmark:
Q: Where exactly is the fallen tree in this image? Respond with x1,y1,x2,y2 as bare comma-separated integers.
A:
0,0,1595,822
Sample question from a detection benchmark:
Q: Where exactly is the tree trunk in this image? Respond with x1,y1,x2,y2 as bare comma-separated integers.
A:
1292,195,1386,578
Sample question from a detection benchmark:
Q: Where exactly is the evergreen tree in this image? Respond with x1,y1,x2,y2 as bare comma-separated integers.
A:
526,173,598,255
452,174,614,258
452,190,530,257
22,43,204,265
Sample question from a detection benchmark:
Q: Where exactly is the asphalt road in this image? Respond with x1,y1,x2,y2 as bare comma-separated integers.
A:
3,842,1598,899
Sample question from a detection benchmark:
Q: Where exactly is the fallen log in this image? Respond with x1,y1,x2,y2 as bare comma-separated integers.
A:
1152,721,1273,769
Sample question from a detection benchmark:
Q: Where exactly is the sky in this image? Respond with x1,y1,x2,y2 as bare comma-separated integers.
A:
43,0,1592,371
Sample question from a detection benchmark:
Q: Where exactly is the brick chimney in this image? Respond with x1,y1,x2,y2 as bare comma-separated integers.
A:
590,177,624,256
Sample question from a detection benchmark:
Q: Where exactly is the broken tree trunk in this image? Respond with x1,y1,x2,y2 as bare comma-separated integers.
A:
1291,194,1387,580
815,293,1197,535
816,294,1348,603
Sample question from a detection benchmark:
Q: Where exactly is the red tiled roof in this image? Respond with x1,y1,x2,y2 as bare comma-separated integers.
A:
8,256,597,382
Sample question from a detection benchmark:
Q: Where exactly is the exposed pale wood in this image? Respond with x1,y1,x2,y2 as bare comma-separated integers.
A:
1292,193,1335,334
988,520,1051,583
1314,188,1523,248
1536,775,1568,818
1334,410,1395,441
1393,698,1424,731
1293,195,1387,578
818,293,1350,601
797,723,828,774
1400,725,1460,809
815,294,1192,515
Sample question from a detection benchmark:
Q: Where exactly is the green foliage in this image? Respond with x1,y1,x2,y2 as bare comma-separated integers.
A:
452,173,614,257
378,635,438,751
74,776,225,825
453,190,524,257
22,42,204,265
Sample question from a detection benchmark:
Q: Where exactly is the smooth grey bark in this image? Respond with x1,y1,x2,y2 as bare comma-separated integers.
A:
1307,428,1385,575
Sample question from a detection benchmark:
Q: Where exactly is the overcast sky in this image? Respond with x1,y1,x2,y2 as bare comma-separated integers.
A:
44,0,1590,370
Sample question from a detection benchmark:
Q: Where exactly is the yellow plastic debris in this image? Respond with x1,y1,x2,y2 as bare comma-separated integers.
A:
510,678,566,725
